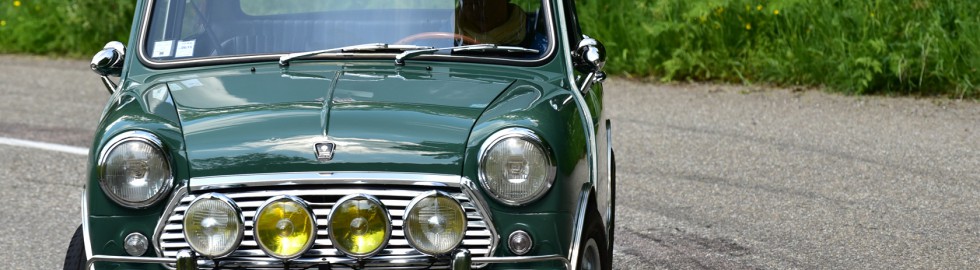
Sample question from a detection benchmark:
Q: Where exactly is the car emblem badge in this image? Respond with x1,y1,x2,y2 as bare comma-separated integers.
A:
315,142,336,161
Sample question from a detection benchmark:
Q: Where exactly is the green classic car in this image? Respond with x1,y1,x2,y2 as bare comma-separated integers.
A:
65,0,614,269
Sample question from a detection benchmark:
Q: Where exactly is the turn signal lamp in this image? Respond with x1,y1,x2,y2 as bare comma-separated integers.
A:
329,194,391,258
404,191,466,255
254,195,316,259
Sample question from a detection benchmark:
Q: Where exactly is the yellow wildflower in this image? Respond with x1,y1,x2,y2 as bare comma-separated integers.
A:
745,23,752,30
757,5,763,11
14,1,20,7
774,9,780,15
1,20,6,27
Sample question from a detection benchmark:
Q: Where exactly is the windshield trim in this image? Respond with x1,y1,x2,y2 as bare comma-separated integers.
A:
136,0,558,69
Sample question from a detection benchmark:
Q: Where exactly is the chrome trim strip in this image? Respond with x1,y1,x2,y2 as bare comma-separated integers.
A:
136,0,557,68
81,188,93,270
477,127,557,206
459,177,499,262
153,184,188,260
567,186,592,270
605,120,615,237
471,255,570,269
86,255,178,269
191,172,461,191
556,0,601,268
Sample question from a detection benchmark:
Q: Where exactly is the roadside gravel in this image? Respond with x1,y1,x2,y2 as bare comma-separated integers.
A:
608,79,979,269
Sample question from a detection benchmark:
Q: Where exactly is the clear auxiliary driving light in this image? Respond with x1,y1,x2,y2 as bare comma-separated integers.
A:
183,193,244,258
404,191,466,256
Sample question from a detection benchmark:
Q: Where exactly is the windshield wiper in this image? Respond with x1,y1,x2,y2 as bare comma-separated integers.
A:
394,44,539,66
280,43,433,66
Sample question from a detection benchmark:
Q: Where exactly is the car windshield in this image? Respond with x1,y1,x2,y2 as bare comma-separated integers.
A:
142,0,551,63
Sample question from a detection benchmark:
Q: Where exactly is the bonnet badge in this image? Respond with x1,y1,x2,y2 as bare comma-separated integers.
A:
315,142,336,161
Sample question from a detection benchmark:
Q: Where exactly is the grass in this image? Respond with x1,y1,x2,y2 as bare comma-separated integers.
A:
2,0,977,98
0,0,134,57
577,0,979,98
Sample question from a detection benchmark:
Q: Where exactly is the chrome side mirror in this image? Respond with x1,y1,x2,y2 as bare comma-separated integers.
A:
91,41,125,93
573,36,606,93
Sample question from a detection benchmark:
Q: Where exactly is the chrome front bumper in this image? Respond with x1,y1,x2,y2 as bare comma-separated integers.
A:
86,249,571,269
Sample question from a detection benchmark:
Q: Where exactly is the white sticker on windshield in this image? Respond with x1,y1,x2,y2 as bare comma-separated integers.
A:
174,40,196,58
152,40,174,58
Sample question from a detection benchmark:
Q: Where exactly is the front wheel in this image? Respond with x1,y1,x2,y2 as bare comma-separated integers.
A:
578,208,611,270
64,225,85,270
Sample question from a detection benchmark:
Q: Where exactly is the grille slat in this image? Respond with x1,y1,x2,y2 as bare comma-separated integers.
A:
157,183,495,269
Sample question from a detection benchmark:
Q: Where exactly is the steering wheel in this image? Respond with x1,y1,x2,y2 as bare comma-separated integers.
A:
395,32,480,45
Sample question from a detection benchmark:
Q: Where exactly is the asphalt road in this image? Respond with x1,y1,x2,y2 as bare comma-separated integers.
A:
1,55,977,269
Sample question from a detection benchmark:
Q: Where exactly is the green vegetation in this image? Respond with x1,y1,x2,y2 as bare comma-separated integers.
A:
578,0,979,98
0,0,134,57
2,0,977,97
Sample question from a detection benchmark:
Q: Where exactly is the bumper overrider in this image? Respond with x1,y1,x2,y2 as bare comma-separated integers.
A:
85,172,571,269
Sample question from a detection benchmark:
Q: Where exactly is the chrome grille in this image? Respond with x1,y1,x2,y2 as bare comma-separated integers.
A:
156,184,495,269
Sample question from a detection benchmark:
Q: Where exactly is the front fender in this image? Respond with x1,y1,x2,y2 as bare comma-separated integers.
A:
85,82,187,265
463,80,591,259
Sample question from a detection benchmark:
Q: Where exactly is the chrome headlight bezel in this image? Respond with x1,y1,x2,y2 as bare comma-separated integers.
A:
477,127,557,206
403,190,467,256
97,130,174,209
182,192,245,259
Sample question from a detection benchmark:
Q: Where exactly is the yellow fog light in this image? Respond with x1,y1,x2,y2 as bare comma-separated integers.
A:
404,191,466,255
254,195,316,259
183,193,243,258
328,194,391,258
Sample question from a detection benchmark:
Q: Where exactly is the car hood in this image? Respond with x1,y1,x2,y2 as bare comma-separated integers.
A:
166,64,513,178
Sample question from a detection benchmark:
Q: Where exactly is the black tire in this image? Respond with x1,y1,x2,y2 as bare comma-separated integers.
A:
64,225,85,270
578,206,612,270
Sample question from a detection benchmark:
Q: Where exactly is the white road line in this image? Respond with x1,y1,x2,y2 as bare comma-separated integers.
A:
0,137,89,156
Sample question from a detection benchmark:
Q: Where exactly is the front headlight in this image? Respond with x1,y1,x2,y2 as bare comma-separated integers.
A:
98,131,173,208
478,128,556,206
183,193,244,258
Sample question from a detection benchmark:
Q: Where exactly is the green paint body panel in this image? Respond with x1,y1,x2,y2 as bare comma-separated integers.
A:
167,63,515,177
81,0,611,268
